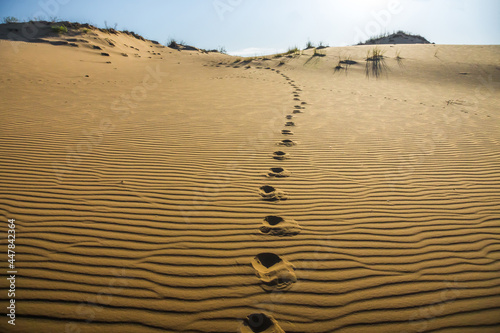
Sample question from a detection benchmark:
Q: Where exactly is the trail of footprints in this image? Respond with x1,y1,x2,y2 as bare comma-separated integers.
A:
241,71,307,333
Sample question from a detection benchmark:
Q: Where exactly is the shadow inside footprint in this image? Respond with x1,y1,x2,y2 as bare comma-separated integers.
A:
292,109,303,114
267,167,291,178
240,313,286,333
272,151,289,160
286,115,293,120
281,129,293,135
260,215,301,236
259,185,288,201
277,139,296,147
285,122,295,126
252,253,297,291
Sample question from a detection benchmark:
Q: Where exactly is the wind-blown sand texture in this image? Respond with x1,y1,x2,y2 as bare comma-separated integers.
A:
1,22,500,332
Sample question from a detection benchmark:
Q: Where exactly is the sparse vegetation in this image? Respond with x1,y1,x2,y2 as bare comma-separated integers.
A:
286,46,299,55
167,38,186,48
273,46,300,59
81,28,91,34
103,20,118,33
305,40,314,49
334,55,357,75
51,25,68,34
218,46,227,54
365,47,388,78
317,41,328,49
168,38,179,48
366,47,385,61
313,48,326,57
29,16,45,23
3,16,19,24
358,30,431,45
395,50,404,68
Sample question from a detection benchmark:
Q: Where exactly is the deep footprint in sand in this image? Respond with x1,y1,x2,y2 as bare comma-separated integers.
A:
281,129,293,135
277,139,296,147
239,313,285,333
286,115,293,120
272,151,290,160
259,185,288,201
266,167,291,178
260,215,301,236
285,121,295,126
292,109,303,114
252,253,296,291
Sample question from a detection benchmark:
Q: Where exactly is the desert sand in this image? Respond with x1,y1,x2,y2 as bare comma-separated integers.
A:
1,22,500,332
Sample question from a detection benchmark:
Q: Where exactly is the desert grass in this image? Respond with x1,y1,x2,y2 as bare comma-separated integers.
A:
273,46,300,59
357,30,431,45
312,48,326,57
365,47,388,78
395,49,405,68
334,55,357,75
3,16,19,24
51,25,68,34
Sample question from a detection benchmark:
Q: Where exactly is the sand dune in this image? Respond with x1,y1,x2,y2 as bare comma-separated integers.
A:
1,22,500,332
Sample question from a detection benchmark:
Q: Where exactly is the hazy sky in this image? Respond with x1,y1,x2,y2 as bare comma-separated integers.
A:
1,0,499,55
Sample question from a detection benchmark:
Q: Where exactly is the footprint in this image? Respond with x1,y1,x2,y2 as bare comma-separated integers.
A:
301,102,307,105
281,129,293,135
266,167,291,178
293,98,300,101
292,109,303,114
286,115,293,120
259,185,288,201
260,216,301,236
285,121,295,126
272,151,289,160
293,105,303,109
239,313,285,333
251,253,296,290
277,139,296,147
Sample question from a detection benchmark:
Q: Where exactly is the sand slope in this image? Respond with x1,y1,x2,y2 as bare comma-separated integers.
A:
1,25,500,332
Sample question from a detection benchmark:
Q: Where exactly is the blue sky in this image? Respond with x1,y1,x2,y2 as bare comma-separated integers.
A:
1,0,499,55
